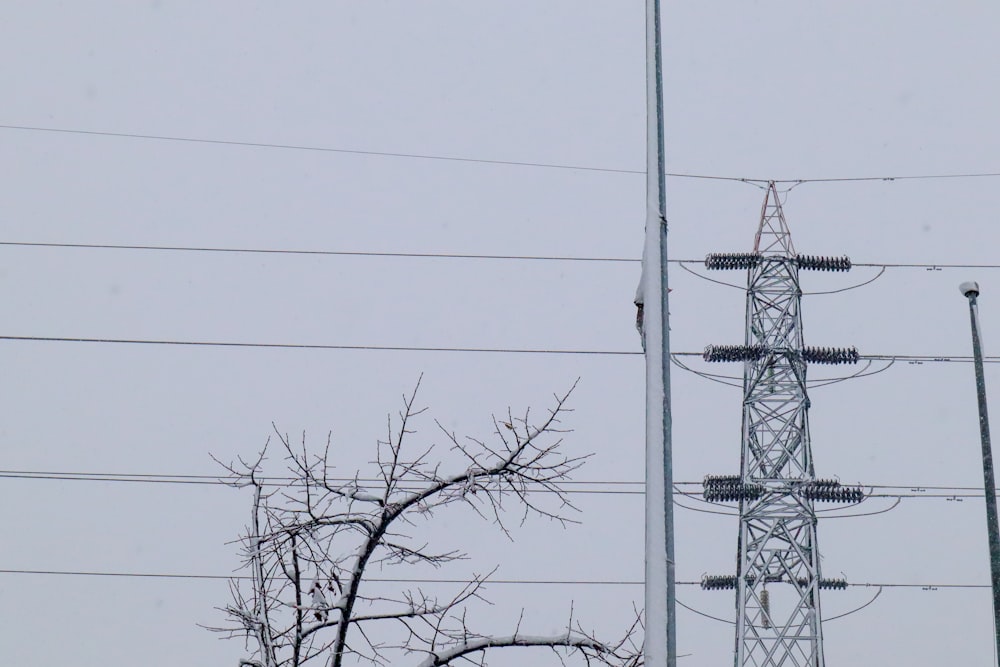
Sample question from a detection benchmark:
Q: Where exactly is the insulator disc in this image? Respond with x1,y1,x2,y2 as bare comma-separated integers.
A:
704,344,767,363
796,255,852,272
802,346,860,365
705,253,761,271
701,574,738,590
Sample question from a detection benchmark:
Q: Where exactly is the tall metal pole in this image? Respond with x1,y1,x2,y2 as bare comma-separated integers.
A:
641,0,676,664
960,280,1000,661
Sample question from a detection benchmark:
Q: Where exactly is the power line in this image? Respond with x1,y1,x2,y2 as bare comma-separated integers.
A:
2,336,999,364
860,354,1000,364
1,470,993,501
663,173,1000,185
0,469,646,485
775,173,1000,185
0,568,986,590
0,335,642,356
0,240,642,264
682,351,1000,364
675,351,1000,364
0,123,643,175
6,240,1000,273
0,470,644,485
5,124,1000,186
0,471,644,495
855,262,1000,270
0,568,640,585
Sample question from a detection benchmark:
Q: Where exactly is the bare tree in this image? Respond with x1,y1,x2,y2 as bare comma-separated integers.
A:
208,378,642,667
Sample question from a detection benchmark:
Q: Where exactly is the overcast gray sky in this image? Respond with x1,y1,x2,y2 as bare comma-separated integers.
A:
2,2,1000,665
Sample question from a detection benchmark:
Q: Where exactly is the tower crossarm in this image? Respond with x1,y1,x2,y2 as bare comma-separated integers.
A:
702,182,856,667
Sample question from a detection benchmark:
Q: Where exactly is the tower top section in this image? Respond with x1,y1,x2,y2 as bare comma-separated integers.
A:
753,181,795,256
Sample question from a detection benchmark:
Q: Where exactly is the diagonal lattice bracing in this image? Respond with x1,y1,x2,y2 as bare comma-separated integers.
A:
701,182,860,667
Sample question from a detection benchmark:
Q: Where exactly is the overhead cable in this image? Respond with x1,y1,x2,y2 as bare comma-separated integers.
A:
2,337,999,364
4,241,1000,273
0,241,643,263
4,124,1000,185
0,123,642,175
0,568,988,590
0,470,993,500
0,335,641,356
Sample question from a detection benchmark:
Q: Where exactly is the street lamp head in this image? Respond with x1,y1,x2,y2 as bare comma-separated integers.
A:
961,281,981,298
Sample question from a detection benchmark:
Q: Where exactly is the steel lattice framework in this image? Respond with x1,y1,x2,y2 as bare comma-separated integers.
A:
701,183,860,667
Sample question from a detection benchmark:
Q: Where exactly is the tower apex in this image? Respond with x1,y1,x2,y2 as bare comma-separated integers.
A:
753,181,796,256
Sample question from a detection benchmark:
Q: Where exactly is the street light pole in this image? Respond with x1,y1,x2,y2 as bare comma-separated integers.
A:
960,280,1000,662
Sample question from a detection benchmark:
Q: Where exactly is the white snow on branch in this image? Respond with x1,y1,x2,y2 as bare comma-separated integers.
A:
415,632,609,667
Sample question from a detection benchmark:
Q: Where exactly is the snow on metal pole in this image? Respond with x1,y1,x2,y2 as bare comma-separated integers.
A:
642,0,676,665
960,281,1000,663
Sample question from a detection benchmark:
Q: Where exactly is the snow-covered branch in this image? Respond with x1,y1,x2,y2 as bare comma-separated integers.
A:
413,631,629,667
210,378,639,667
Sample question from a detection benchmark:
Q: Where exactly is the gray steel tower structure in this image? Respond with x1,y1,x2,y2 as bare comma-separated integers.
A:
701,183,861,667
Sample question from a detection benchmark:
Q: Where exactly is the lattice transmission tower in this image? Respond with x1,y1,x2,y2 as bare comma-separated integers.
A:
700,183,863,667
